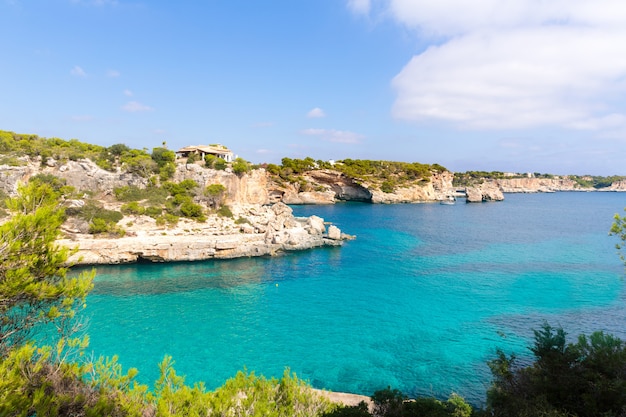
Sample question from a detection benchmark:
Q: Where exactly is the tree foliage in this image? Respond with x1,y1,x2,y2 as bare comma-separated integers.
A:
487,322,626,417
0,182,94,358
232,157,251,175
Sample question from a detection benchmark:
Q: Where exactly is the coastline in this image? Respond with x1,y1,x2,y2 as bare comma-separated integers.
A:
58,202,352,265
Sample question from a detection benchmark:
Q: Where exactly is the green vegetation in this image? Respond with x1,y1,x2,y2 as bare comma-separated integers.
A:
324,388,471,417
204,183,227,209
232,157,252,175
453,171,525,186
161,179,205,222
0,130,106,165
67,201,125,236
610,208,626,265
217,204,234,218
454,170,626,189
0,182,94,357
151,146,177,181
570,174,626,189
269,157,447,193
204,154,227,170
485,323,626,417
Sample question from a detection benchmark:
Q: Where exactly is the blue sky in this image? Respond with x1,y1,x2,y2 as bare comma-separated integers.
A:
2,0,626,175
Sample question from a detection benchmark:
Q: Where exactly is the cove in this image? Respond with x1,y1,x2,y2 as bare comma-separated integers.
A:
83,192,626,405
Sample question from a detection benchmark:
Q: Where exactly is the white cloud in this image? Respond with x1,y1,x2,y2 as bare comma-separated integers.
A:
122,101,154,112
301,128,363,144
347,0,370,15
359,0,626,132
306,107,326,118
107,69,121,78
123,89,133,97
70,65,86,77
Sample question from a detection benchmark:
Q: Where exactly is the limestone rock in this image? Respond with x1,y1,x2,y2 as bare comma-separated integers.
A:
496,177,588,193
306,215,326,235
59,202,353,265
466,183,505,202
327,225,341,240
282,191,336,205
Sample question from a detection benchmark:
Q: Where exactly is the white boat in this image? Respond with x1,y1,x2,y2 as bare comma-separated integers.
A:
440,195,456,205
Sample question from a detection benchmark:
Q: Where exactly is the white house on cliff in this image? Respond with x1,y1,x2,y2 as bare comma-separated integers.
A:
176,144,234,162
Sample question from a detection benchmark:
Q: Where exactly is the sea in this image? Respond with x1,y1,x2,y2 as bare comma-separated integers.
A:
82,192,626,405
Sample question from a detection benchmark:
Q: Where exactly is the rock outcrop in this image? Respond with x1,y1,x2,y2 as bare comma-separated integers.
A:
276,170,372,204
466,183,505,202
606,180,626,191
271,169,456,204
174,163,270,205
368,171,455,204
0,158,148,195
495,177,591,193
59,203,350,265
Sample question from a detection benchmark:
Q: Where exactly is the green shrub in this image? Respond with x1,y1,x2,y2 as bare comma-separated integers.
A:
180,201,205,221
159,162,176,181
163,180,198,197
232,157,251,175
145,206,162,218
205,183,226,196
114,185,145,202
380,180,396,193
204,154,216,168
89,218,110,234
121,202,146,216
214,159,227,170
217,205,233,218
164,213,179,226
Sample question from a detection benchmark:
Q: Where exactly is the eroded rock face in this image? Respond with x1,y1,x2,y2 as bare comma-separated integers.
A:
606,180,626,191
269,169,456,204
0,163,38,194
53,160,148,192
466,183,505,202
496,177,586,193
174,163,270,205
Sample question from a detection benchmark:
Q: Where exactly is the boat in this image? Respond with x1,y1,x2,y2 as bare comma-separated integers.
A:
440,195,456,205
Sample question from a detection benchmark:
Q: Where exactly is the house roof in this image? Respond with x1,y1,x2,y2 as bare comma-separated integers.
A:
177,144,233,154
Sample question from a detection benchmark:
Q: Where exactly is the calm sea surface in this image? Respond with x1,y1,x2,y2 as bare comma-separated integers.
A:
84,192,626,404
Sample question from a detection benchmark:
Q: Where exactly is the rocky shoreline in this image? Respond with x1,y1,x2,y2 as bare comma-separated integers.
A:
59,202,353,265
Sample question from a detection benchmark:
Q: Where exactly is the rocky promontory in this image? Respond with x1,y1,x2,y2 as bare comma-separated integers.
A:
59,202,350,265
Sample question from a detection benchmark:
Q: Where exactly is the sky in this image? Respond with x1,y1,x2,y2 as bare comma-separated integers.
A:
2,0,626,175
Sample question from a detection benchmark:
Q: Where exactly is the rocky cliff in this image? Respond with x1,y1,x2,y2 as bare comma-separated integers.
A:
0,158,148,195
270,169,456,204
605,180,626,191
59,203,350,265
0,158,457,205
495,177,592,193
465,183,505,202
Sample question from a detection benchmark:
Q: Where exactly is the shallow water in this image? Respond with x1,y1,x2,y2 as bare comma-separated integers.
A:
83,193,626,405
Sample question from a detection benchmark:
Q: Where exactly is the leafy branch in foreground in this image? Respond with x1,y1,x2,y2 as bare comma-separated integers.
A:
0,182,94,358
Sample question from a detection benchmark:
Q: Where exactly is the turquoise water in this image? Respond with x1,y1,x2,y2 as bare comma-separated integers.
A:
83,193,626,405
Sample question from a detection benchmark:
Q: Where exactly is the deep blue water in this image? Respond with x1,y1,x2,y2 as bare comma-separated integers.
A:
83,193,626,405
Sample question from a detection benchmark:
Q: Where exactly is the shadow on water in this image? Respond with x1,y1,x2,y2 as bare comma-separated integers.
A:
74,247,343,297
